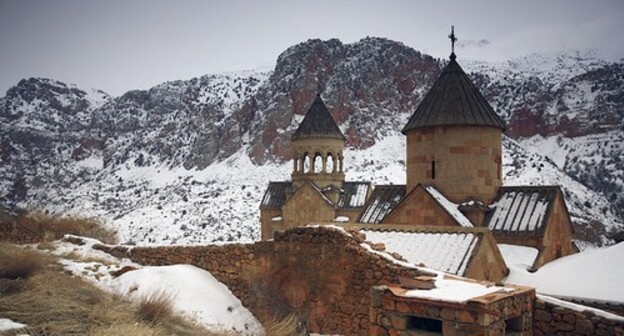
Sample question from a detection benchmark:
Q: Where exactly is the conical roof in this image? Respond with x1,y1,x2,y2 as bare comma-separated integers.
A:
292,94,345,141
402,54,505,133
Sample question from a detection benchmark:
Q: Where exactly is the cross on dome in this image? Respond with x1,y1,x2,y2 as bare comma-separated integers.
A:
448,25,458,60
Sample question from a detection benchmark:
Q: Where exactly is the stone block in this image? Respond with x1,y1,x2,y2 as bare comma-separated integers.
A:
576,318,594,335
534,309,551,322
555,321,574,331
390,315,407,330
368,326,389,336
440,308,456,321
396,302,410,313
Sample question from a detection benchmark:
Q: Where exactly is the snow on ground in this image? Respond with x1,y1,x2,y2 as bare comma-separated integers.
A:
115,265,263,334
503,242,624,303
0,318,27,332
498,244,539,271
49,238,263,335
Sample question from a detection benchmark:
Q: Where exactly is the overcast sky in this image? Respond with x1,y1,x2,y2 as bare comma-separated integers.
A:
1,0,623,96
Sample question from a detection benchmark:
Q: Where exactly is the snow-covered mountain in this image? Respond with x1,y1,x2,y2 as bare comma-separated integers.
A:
1,38,622,246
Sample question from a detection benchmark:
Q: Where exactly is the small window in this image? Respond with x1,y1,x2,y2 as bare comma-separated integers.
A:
431,160,436,180
505,315,524,334
407,315,442,335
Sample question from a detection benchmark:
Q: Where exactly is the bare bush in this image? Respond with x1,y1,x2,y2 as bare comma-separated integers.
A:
136,289,175,324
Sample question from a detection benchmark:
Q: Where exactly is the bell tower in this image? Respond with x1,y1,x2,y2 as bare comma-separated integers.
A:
402,26,505,204
291,94,345,190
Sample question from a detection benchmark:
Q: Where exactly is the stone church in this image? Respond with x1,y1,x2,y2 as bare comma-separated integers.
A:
260,43,576,275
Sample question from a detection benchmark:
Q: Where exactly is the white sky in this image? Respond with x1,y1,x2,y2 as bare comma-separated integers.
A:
1,0,622,96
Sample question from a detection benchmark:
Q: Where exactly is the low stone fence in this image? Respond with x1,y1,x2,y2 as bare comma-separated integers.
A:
94,226,432,335
534,297,624,336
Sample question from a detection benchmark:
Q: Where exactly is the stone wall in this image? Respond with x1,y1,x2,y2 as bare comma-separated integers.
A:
95,226,431,335
382,185,460,227
533,298,624,336
370,285,535,336
406,126,502,204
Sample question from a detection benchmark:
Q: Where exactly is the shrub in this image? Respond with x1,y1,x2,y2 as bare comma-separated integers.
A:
29,211,118,244
0,245,45,279
136,289,175,324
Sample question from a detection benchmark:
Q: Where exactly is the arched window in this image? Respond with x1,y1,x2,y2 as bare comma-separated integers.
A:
303,153,311,173
326,154,335,173
313,153,323,173
293,158,299,173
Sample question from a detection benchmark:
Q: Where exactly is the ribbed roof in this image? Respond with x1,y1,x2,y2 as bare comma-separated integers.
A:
292,94,346,141
485,186,559,235
402,54,506,133
357,185,407,224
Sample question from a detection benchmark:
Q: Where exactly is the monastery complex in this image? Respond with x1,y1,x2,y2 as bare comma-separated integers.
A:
260,47,577,279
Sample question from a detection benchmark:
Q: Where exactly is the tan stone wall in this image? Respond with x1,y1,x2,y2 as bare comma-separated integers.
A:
282,184,336,230
370,286,534,336
464,231,509,282
406,126,502,204
260,209,281,241
292,137,345,189
534,192,576,269
533,298,624,335
93,226,430,335
382,187,459,226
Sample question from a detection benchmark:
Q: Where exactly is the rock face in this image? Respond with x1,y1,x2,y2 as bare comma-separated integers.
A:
244,37,441,163
0,38,622,244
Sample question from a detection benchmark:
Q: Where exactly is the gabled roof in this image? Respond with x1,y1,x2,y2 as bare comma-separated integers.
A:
292,94,346,141
361,226,483,276
337,182,371,209
485,186,560,235
261,181,369,211
259,182,292,210
423,185,474,228
402,54,506,133
357,185,407,224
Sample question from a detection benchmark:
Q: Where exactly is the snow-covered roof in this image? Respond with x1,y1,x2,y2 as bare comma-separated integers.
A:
423,185,474,228
259,182,292,209
486,186,559,234
358,185,406,223
505,242,624,304
337,182,371,209
261,181,370,211
498,244,539,271
363,229,481,276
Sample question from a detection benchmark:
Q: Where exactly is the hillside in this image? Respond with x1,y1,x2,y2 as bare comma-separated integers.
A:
1,38,622,246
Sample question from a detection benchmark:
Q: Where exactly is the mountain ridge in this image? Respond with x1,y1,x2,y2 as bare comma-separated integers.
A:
1,37,622,246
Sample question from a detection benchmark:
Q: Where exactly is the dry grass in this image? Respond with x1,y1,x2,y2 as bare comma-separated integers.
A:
29,210,118,244
135,289,175,324
0,242,220,336
0,245,46,279
263,313,306,336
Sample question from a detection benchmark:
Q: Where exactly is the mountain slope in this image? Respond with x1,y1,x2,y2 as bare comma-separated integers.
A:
1,38,622,246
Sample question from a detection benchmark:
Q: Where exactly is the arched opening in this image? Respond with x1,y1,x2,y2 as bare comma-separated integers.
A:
293,158,299,173
303,153,311,173
326,154,335,173
313,153,323,174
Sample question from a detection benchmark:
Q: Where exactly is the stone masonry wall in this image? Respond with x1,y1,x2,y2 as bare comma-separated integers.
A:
533,298,624,336
94,226,431,335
